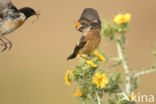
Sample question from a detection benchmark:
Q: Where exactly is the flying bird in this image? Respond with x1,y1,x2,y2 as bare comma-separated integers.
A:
0,0,40,52
67,8,101,60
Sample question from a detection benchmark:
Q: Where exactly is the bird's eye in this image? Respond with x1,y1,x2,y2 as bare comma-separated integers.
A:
80,22,85,25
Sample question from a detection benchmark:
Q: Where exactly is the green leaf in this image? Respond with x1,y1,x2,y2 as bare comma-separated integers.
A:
101,19,115,40
115,23,130,35
112,72,121,83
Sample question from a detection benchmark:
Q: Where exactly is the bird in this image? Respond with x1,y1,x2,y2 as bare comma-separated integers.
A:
67,8,101,60
0,0,40,52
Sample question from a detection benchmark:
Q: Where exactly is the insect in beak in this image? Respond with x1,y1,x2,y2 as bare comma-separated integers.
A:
74,21,82,29
32,10,40,24
35,10,40,19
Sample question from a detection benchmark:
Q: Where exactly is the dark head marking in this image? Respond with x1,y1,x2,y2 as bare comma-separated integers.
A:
19,7,36,19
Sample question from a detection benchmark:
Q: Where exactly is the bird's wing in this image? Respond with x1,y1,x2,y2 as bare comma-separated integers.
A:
79,8,100,23
0,0,17,18
74,36,87,54
67,36,87,60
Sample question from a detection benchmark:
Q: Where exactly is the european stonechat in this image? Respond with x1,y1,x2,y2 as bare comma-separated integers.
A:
67,8,101,60
0,0,40,52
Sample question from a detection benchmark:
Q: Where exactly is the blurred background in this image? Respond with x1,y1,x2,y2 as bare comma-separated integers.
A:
0,0,156,104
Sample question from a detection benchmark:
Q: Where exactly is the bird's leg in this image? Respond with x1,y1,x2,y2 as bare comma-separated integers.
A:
80,54,90,60
80,56,90,60
2,36,12,50
0,41,4,46
88,54,93,58
0,37,8,52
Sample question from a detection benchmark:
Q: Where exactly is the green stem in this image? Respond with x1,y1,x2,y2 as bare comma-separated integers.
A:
133,66,156,78
116,40,131,95
96,92,103,104
109,56,121,61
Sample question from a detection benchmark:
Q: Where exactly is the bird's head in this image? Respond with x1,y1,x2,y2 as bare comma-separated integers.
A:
19,7,40,20
74,20,101,32
74,21,90,32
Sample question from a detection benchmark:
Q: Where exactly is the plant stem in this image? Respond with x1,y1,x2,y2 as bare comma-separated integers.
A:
116,40,131,95
96,92,103,104
133,66,156,78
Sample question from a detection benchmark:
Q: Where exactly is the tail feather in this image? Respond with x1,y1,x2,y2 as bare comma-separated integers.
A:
67,52,77,60
67,38,86,60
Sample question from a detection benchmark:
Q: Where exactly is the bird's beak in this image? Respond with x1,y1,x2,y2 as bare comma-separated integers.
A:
32,11,40,24
74,21,81,29
35,11,40,19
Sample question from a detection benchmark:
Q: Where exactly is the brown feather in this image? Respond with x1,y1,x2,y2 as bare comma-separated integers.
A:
79,28,101,54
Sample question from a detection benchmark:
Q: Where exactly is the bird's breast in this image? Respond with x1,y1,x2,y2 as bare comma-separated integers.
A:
80,29,101,54
0,18,25,35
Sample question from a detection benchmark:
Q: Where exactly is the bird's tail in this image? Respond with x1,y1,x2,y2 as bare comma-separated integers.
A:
67,42,84,60
67,52,78,60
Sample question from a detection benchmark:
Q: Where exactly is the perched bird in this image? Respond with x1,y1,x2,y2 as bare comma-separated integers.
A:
0,0,39,52
67,8,101,60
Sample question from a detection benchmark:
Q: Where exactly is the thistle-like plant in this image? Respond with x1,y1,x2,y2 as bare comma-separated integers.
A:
65,13,156,104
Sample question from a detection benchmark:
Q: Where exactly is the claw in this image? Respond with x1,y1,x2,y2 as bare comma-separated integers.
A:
79,54,90,60
1,37,12,51
8,41,12,50
0,42,12,52
0,43,4,46
1,43,7,52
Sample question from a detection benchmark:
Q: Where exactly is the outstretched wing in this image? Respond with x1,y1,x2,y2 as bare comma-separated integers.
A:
78,8,101,26
0,0,17,18
67,36,87,60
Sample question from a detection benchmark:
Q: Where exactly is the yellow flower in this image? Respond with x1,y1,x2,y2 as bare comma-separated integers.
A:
94,50,106,62
93,72,109,88
81,54,88,57
113,13,131,24
75,89,83,97
77,54,88,58
129,92,137,102
86,60,97,67
65,70,72,85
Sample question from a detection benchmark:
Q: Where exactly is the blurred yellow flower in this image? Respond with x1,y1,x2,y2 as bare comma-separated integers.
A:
77,54,88,58
81,54,88,57
113,13,131,24
93,72,109,88
94,50,106,62
65,70,72,85
75,89,83,97
86,60,97,67
129,92,136,102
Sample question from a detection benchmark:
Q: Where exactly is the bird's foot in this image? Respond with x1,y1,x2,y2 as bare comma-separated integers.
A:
0,37,12,52
0,40,12,52
79,54,91,60
1,43,8,52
